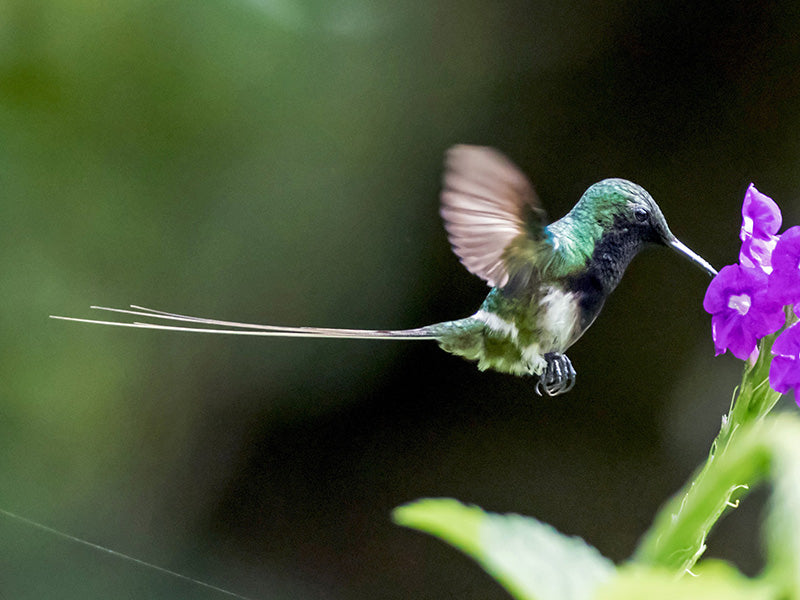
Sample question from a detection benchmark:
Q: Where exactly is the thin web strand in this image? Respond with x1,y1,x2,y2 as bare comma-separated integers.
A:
0,506,258,600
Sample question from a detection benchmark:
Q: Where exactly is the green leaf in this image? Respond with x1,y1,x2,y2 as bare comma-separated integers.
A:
633,419,769,571
393,498,615,600
761,414,800,597
634,335,782,573
635,412,800,596
596,561,775,600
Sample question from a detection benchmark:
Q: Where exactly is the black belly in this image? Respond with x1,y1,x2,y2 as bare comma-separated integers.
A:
566,271,607,333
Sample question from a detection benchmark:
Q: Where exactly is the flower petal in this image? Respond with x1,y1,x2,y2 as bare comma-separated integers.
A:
739,184,781,274
740,234,778,273
768,226,800,305
712,311,756,360
704,263,784,358
773,322,800,356
769,324,800,396
740,183,781,240
769,355,797,394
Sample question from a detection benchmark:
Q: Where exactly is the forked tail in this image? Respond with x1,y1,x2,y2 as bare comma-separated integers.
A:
50,305,445,340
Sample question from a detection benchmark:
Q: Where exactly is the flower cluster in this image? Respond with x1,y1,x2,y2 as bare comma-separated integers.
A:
703,184,800,396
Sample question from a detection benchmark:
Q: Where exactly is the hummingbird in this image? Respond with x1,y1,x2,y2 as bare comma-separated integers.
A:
52,145,717,395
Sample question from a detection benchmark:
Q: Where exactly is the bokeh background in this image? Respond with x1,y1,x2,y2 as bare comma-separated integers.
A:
1,1,799,598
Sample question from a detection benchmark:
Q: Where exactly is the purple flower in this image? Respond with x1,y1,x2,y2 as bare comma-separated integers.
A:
770,322,800,398
703,264,786,360
739,184,781,274
768,226,800,305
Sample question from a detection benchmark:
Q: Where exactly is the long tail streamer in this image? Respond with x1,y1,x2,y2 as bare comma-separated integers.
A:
50,305,439,340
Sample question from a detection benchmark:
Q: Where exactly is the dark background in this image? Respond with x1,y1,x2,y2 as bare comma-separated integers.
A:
1,1,798,598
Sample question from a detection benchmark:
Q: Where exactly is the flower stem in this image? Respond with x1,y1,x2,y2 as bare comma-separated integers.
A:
721,331,782,445
633,333,783,572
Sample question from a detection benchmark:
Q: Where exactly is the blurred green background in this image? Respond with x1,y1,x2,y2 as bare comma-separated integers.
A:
1,0,799,598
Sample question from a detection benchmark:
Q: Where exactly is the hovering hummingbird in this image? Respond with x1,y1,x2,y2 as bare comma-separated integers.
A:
53,145,717,395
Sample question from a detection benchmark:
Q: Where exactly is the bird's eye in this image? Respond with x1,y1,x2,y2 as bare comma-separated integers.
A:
634,206,649,222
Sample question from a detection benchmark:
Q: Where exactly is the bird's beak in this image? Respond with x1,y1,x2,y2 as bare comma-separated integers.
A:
667,237,718,277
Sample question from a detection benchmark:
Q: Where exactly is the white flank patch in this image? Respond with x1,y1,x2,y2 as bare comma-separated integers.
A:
539,286,579,348
473,309,519,340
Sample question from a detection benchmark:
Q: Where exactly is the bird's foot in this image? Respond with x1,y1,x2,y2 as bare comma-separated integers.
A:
535,352,576,396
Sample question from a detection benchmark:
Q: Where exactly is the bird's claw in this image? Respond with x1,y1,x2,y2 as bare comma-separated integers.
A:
535,353,576,396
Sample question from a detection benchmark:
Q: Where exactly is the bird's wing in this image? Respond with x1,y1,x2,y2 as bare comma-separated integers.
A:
440,145,549,288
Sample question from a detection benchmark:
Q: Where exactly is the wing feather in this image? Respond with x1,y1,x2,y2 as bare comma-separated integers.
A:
440,145,548,288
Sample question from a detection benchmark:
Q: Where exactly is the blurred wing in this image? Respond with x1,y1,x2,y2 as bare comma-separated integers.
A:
440,145,548,288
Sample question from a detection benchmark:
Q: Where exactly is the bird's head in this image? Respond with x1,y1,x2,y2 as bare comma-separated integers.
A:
578,178,717,277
